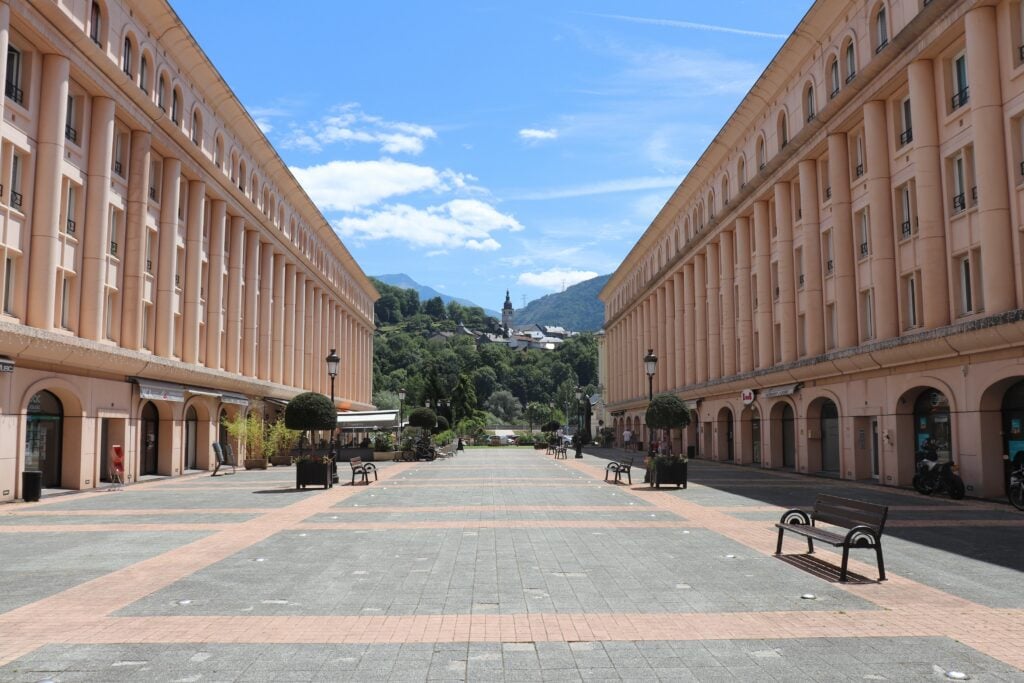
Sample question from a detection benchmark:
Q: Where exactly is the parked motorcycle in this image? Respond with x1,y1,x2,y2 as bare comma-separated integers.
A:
912,453,966,499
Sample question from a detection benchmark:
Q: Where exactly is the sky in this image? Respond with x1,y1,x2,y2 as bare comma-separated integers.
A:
170,1,812,312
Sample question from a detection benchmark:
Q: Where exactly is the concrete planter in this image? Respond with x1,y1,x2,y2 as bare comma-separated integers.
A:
243,458,268,470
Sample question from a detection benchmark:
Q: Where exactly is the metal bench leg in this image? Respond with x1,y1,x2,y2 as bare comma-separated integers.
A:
875,543,886,581
775,529,785,555
840,546,850,582
625,468,631,485
604,470,610,482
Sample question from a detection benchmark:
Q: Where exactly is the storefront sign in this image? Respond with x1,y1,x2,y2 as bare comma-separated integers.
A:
763,383,800,398
0,358,14,373
135,379,186,403
740,389,755,405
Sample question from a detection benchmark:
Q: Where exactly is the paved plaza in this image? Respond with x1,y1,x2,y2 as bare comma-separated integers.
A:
0,449,1022,682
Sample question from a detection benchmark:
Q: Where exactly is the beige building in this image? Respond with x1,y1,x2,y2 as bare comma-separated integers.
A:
0,0,378,501
601,0,1024,498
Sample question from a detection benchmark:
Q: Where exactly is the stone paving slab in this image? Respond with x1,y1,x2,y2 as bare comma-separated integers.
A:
331,485,653,509
304,509,683,523
1,637,1018,682
0,531,210,615
0,513,260,526
114,526,875,618
36,489,314,511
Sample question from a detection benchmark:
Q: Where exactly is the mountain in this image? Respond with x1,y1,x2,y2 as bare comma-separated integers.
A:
372,273,501,318
512,274,610,332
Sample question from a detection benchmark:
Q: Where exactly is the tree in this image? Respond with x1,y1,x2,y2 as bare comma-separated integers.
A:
435,415,450,433
452,373,477,425
645,393,690,454
408,407,437,430
423,296,447,320
485,389,522,424
284,392,336,455
471,366,497,404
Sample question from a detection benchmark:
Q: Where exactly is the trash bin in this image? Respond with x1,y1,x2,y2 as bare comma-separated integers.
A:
22,470,42,502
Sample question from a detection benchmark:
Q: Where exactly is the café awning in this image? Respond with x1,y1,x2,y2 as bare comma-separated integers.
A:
763,383,802,398
336,409,400,430
132,378,185,403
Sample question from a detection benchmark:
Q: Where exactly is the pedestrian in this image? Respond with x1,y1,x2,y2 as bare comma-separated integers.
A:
456,436,464,452
622,428,632,451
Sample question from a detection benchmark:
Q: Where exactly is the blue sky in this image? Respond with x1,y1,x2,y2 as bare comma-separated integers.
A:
171,1,811,312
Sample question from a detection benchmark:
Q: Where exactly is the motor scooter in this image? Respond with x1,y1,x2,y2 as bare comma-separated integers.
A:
912,453,965,499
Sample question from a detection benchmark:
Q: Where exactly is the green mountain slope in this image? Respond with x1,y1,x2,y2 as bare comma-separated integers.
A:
513,274,610,332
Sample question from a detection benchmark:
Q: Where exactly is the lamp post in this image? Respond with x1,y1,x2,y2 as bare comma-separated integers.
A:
398,387,406,449
574,385,584,458
325,348,340,483
644,349,658,401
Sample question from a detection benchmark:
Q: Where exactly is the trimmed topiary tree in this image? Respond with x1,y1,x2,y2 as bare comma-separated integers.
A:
408,407,437,430
541,419,561,433
434,415,450,433
645,393,690,455
285,392,336,457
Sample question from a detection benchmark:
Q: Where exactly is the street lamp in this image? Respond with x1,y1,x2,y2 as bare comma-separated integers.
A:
398,388,406,447
574,386,584,458
644,349,658,401
325,348,340,483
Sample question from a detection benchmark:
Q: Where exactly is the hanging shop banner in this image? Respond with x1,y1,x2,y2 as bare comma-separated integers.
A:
740,389,755,405
134,379,185,402
763,383,800,398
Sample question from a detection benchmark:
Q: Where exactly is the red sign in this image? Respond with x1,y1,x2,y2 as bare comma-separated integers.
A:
740,389,755,405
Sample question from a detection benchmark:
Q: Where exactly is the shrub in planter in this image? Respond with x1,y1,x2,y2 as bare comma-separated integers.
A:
644,393,691,487
408,407,436,430
434,415,450,434
267,418,301,466
222,412,269,469
285,392,336,458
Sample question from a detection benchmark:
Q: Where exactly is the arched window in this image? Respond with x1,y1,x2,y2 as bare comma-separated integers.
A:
804,83,816,122
844,40,857,83
757,136,766,169
829,57,840,98
874,5,889,53
89,2,103,45
139,54,149,93
238,160,247,191
707,190,715,219
171,88,181,124
778,111,788,149
157,74,166,110
190,108,201,145
738,156,746,187
721,175,730,205
214,135,224,168
122,36,133,76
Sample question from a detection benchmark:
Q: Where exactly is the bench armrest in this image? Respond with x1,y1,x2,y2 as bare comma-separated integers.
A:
843,525,880,547
778,508,811,526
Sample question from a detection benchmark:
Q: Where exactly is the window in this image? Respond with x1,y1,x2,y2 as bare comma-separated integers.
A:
858,210,869,258
952,153,966,212
875,6,889,52
60,275,71,329
139,55,148,93
826,303,837,350
845,41,857,83
778,112,788,148
738,157,746,187
905,274,918,329
861,289,875,341
122,36,133,77
757,137,766,169
952,53,969,109
109,209,120,257
171,89,180,124
214,136,223,169
6,46,23,105
65,95,78,144
805,84,816,122
148,159,161,203
824,230,834,274
105,291,115,340
112,131,126,177
854,135,865,177
3,256,14,315
796,247,805,288
89,2,102,44
157,75,166,111
899,97,913,146
959,256,973,315
191,109,200,145
10,153,23,209
721,176,729,205
829,58,840,98
65,185,77,236
898,182,916,238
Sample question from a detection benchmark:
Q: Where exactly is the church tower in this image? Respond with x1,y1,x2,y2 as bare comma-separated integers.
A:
502,290,514,331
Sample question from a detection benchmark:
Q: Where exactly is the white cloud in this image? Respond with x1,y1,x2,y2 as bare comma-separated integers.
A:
588,13,788,40
519,128,559,142
511,175,679,201
518,268,600,291
284,104,436,155
333,199,522,252
290,159,470,212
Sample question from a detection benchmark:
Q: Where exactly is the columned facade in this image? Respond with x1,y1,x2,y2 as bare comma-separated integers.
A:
0,0,377,502
601,0,1024,499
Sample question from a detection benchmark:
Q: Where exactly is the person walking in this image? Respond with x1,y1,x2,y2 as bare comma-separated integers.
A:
456,436,464,453
622,428,632,451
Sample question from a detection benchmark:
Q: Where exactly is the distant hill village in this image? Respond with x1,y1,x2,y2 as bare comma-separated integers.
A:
428,291,580,351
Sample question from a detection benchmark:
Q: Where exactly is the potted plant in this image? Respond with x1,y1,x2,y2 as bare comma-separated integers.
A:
285,392,337,488
222,412,269,470
645,393,691,489
267,418,301,466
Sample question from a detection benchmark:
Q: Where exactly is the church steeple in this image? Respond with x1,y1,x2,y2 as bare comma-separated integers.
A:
502,290,514,330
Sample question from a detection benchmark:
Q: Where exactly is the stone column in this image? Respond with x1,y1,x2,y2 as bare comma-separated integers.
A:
304,284,315,390
908,59,950,328
641,297,650,396
706,242,721,380
683,263,695,384
119,131,151,350
257,244,274,379
774,182,797,362
753,200,773,367
655,285,666,392
863,101,899,339
242,229,259,376
205,200,227,369
224,216,244,373
271,252,285,383
0,5,10,126
720,229,736,377
154,157,181,358
283,263,296,386
294,275,307,388
672,272,685,387
79,96,115,340
181,180,205,364
735,217,754,372
26,54,70,330
664,280,676,391
967,6,1017,313
694,253,708,384
827,134,858,348
798,160,825,355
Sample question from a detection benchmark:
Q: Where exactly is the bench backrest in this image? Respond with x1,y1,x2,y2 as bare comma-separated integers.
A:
350,457,362,467
621,457,633,467
813,494,888,533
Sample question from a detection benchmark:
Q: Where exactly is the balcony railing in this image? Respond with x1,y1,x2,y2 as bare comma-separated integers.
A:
11,190,23,209
971,186,977,202
845,71,856,84
5,81,23,105
109,241,118,256
65,219,76,235
825,187,832,200
174,274,181,287
859,242,869,257
806,112,815,123
901,221,912,239
951,87,969,110
952,193,966,212
899,128,913,146
758,162,766,171
875,39,888,54
65,124,77,144
148,186,157,200
146,259,152,273
113,160,123,177
830,86,840,99
826,259,834,274
798,274,805,287
855,163,864,178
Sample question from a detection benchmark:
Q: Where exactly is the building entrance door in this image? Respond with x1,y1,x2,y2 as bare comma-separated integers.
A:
185,406,198,470
871,419,880,480
914,389,951,464
751,408,761,464
141,401,159,475
25,390,63,488
781,404,795,468
821,401,840,472
1001,380,1024,470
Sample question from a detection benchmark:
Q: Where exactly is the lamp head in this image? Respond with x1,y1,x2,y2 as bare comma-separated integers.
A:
325,348,340,378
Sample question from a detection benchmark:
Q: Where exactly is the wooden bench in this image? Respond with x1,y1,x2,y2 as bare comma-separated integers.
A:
604,457,634,485
350,457,377,485
775,494,888,582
